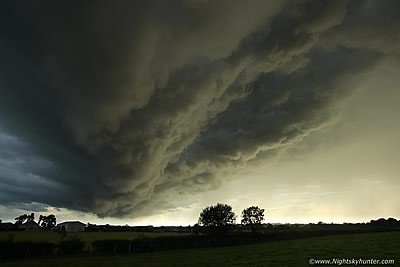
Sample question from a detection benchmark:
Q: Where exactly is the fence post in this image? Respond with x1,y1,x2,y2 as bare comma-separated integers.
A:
24,247,30,258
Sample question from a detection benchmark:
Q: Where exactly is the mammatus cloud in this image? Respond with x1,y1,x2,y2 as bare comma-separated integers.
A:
0,0,399,218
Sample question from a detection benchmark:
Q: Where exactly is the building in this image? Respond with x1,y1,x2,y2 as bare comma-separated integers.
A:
56,221,86,232
20,221,41,231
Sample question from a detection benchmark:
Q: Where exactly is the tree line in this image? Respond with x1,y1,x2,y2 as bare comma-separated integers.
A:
198,203,265,233
6,204,261,232
13,213,56,229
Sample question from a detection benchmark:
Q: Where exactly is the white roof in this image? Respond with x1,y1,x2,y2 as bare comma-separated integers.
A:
57,221,86,226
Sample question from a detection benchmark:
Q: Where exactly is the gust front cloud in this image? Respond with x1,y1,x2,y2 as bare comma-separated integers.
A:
0,0,398,218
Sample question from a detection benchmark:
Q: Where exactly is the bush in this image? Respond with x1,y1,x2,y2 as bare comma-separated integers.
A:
0,241,56,260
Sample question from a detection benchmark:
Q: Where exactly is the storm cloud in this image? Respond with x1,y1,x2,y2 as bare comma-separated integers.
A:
0,0,399,218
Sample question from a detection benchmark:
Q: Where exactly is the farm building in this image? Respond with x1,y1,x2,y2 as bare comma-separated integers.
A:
20,221,41,231
56,221,86,232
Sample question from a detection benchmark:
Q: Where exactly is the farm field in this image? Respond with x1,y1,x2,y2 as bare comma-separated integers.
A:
1,231,399,267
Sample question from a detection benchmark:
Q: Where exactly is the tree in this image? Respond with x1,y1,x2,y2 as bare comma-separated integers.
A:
38,214,56,229
198,203,236,231
27,213,35,222
14,214,28,225
14,213,35,225
241,206,264,233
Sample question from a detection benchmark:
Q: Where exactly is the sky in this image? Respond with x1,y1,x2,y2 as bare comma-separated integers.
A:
0,0,399,226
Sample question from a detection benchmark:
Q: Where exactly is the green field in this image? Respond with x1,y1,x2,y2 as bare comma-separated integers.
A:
1,231,398,267
0,231,188,251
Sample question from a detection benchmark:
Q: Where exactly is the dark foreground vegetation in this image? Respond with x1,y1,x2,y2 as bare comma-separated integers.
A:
1,220,399,261
1,231,399,267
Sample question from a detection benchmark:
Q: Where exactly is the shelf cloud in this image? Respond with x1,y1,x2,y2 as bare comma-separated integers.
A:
0,0,399,219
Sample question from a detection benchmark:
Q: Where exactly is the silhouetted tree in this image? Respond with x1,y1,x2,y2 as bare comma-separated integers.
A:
14,214,28,225
27,213,35,222
198,203,236,233
14,213,35,225
39,214,56,229
370,217,400,228
241,206,264,233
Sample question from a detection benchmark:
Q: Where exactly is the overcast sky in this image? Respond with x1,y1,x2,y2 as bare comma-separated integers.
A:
1,0,399,225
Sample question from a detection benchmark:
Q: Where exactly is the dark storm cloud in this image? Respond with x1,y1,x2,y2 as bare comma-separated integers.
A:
0,0,398,218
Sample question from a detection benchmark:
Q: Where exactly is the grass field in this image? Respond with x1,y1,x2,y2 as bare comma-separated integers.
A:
1,231,398,266
0,231,188,251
